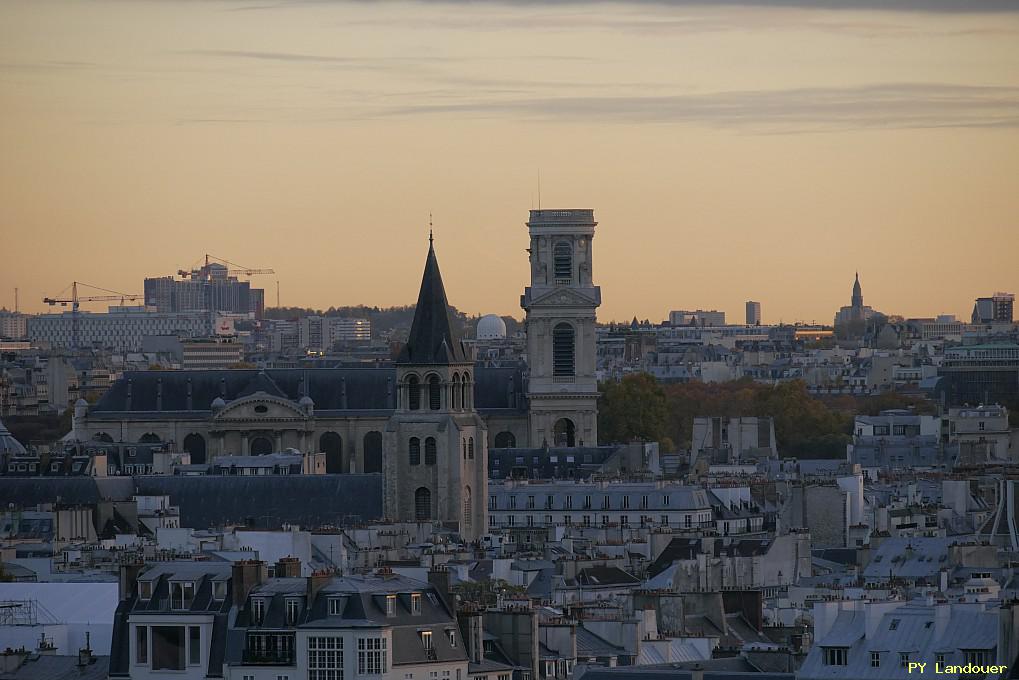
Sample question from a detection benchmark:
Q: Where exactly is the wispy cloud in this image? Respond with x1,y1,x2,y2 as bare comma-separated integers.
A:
369,82,1019,132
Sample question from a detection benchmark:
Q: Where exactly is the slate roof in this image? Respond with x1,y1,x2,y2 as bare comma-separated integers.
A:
88,365,525,417
0,417,27,454
0,654,109,680
397,241,469,365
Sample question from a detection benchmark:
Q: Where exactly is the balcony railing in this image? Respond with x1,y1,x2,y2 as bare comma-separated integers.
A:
552,376,575,384
242,649,296,665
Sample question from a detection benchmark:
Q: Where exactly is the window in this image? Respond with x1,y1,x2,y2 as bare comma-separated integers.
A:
213,581,226,600
358,638,388,675
468,437,474,460
308,636,343,680
527,495,535,509
871,651,881,668
447,629,457,647
252,598,266,625
329,598,344,616
552,323,576,377
623,496,630,509
285,598,300,625
409,438,421,466
428,376,441,410
420,631,433,649
425,438,436,465
823,648,848,666
553,241,572,281
964,650,993,666
415,488,432,520
899,653,910,669
139,581,152,600
889,619,900,631
136,625,148,664
170,581,195,610
408,376,420,410
152,626,186,671
936,654,946,665
565,496,573,509
411,593,422,615
641,495,649,509
189,626,201,666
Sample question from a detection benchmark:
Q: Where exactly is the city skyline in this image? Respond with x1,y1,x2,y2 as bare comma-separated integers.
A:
2,0,1018,323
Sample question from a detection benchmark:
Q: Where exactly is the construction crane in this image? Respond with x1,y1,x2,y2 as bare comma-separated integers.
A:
177,254,274,280
43,281,143,349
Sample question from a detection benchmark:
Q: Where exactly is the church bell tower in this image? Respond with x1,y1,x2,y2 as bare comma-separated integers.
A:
521,209,601,447
384,234,488,540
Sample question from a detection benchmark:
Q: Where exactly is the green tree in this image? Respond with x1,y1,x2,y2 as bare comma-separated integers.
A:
598,373,670,448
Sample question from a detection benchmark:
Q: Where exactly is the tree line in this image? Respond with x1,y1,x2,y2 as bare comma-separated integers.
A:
598,374,939,458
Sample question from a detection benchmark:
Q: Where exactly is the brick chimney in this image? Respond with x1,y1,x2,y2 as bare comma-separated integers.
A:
232,560,266,607
119,560,145,601
307,569,332,605
276,556,302,578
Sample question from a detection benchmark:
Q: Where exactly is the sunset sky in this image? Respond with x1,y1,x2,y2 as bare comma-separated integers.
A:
1,0,1017,324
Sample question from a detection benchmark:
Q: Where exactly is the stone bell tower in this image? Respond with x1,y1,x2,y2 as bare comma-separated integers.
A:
521,209,601,447
383,234,488,540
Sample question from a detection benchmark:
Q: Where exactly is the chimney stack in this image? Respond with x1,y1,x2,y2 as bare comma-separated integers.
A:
232,560,266,607
119,560,145,601
307,569,332,605
276,556,302,578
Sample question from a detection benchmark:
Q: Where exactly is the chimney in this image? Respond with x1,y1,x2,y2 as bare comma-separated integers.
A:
690,664,704,680
77,632,94,667
428,564,452,608
232,560,266,607
276,556,302,578
307,569,332,605
119,560,145,601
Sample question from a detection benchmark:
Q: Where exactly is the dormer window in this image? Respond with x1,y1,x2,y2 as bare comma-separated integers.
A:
138,581,152,600
420,631,433,649
447,629,456,647
386,595,396,617
329,597,344,616
170,581,195,610
285,598,301,625
212,581,226,601
252,598,266,625
411,593,422,615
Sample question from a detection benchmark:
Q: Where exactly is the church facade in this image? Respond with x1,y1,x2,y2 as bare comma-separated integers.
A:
74,209,601,537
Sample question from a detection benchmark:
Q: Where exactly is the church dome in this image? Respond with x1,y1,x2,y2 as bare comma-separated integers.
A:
0,418,27,455
476,314,507,340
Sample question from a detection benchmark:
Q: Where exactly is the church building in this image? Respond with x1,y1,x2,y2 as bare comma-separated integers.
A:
72,209,602,538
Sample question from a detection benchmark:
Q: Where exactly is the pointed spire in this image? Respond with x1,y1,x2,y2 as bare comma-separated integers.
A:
398,238,468,365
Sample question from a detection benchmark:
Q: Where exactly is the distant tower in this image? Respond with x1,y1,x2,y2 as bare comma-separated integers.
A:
851,272,864,309
383,235,487,540
745,301,762,326
521,209,601,447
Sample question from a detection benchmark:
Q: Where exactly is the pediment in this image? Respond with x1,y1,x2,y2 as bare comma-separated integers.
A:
526,287,599,308
214,392,307,421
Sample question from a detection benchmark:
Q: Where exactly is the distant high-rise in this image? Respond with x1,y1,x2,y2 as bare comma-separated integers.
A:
972,292,1014,324
144,262,265,319
745,301,761,326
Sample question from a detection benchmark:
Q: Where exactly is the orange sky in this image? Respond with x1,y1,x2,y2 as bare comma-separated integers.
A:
1,0,1017,324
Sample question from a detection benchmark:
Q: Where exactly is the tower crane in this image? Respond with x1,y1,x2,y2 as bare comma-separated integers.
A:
176,254,274,279
42,281,143,349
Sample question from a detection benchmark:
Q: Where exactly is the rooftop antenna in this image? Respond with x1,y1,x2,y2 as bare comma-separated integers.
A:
537,169,542,210
14,287,17,313
429,213,434,246
276,280,280,308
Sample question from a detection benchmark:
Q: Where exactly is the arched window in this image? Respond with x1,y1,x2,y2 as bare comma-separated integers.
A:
407,375,420,410
468,437,475,460
415,487,432,521
462,438,467,460
553,418,576,447
451,373,461,410
139,432,161,443
464,486,473,532
363,431,383,473
461,372,470,410
93,432,114,443
428,375,441,410
553,241,572,282
409,437,421,466
250,436,273,456
183,433,207,465
425,437,437,465
552,323,576,377
320,432,343,473
494,431,516,448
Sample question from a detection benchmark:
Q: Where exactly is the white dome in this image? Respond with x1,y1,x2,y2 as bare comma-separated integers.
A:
476,314,507,340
